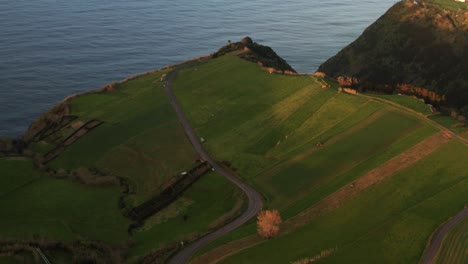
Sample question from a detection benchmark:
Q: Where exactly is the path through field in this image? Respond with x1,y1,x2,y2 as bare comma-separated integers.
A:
164,61,263,264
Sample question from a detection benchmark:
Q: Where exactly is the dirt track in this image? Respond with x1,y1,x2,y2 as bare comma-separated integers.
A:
163,62,263,264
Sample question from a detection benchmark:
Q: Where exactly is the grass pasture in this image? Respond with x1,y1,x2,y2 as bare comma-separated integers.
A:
14,66,244,259
170,55,467,263
48,70,198,206
0,158,129,243
258,110,428,214
434,217,468,264
172,55,439,215
130,172,244,258
220,140,468,264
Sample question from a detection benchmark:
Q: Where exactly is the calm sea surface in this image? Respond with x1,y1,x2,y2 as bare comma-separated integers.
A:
0,0,398,137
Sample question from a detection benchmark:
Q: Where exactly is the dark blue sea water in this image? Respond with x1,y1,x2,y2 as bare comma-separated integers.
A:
0,0,398,137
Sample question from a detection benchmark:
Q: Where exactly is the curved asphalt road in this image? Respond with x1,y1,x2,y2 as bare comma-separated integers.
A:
420,208,468,264
164,64,263,264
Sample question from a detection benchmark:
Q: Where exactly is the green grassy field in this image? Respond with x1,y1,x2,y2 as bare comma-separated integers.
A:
129,172,244,259
434,217,468,264
2,65,244,260
220,140,468,264
172,55,439,215
169,55,467,262
369,94,432,115
0,157,129,243
430,114,467,134
48,70,199,206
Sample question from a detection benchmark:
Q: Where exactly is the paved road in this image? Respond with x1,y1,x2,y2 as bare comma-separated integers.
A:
164,63,263,264
420,208,468,264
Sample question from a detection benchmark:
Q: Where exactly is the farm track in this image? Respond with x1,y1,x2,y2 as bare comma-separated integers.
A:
191,131,451,264
420,208,468,264
164,61,263,264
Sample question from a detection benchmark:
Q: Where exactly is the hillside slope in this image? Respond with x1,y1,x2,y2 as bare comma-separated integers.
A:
318,0,468,113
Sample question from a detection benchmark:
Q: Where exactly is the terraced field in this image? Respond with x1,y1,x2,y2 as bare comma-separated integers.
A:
217,140,468,264
172,56,439,214
170,55,467,263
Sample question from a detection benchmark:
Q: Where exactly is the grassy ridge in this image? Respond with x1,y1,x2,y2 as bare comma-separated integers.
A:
220,140,468,264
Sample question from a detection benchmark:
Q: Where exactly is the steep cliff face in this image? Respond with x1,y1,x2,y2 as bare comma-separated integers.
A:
318,0,468,112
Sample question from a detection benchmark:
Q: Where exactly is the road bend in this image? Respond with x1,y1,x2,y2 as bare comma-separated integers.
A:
164,64,263,264
420,208,468,264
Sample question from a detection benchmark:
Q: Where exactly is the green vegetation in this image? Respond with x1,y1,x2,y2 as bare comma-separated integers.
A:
435,217,468,264
173,55,437,216
429,0,468,11
370,94,432,115
2,43,466,263
430,114,467,134
0,158,129,243
170,55,465,262
2,65,244,261
48,71,199,206
220,140,468,264
130,172,244,258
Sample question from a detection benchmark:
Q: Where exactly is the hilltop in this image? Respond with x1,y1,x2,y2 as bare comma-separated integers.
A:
318,0,468,116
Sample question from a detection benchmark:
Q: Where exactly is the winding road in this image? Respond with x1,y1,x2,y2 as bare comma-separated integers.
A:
420,208,468,264
164,63,263,264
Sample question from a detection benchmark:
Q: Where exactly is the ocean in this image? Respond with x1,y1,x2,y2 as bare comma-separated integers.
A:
0,0,398,137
